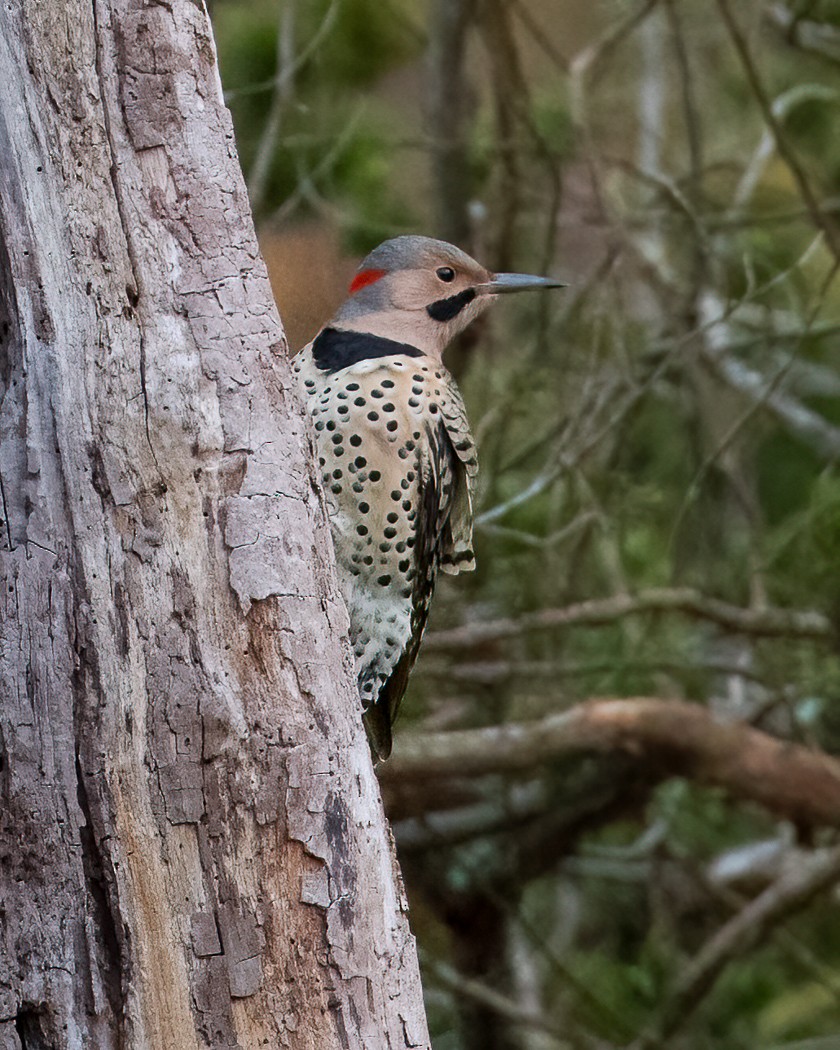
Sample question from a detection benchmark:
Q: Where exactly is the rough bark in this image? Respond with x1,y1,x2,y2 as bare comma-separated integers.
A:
0,2,429,1047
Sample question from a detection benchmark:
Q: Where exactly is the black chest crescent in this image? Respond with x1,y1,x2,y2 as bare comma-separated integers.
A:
312,327,426,374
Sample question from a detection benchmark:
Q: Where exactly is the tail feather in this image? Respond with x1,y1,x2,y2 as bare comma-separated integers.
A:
363,699,393,762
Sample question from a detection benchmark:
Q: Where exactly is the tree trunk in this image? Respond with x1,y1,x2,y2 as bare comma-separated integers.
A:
0,2,429,1047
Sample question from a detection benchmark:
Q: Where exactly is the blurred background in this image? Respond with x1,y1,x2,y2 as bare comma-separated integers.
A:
208,1,840,1046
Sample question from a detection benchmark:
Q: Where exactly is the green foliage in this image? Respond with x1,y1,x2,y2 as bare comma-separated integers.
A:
531,88,575,159
314,0,418,87
212,0,423,225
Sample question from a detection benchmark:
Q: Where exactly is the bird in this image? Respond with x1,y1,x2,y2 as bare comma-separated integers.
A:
293,235,564,758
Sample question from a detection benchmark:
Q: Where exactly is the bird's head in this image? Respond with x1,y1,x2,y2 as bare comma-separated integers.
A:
332,235,565,358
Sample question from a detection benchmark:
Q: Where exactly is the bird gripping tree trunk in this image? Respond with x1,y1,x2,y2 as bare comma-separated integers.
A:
294,235,563,758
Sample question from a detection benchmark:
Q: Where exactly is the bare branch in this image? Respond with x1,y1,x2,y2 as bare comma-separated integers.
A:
424,588,833,652
701,339,840,460
427,0,475,248
419,654,783,688
382,699,840,829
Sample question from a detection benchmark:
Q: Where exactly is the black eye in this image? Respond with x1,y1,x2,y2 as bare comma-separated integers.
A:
436,266,455,283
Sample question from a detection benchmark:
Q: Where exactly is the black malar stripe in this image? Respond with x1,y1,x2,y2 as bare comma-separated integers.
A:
426,288,477,322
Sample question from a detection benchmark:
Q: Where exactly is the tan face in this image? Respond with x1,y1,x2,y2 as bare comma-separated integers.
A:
387,258,492,313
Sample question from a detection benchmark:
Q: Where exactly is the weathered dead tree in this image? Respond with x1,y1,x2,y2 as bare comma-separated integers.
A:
0,2,429,1047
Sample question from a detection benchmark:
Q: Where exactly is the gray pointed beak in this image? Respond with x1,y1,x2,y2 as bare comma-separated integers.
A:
477,272,568,295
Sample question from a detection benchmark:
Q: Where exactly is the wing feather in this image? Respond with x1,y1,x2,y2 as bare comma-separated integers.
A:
437,375,478,574
370,416,462,755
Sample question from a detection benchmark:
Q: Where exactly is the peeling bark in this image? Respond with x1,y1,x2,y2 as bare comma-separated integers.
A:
0,2,429,1047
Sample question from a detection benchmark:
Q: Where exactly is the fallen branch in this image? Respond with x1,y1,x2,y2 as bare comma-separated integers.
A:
383,698,840,829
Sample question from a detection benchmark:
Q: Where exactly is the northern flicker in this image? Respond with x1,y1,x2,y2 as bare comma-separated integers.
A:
293,236,563,758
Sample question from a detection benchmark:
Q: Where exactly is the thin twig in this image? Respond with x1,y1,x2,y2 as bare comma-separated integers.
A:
715,0,840,261
225,0,342,102
422,954,575,1048
247,0,297,214
627,846,840,1048
702,342,840,460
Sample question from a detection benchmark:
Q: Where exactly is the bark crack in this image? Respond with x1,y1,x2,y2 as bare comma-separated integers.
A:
74,751,125,1040
90,0,160,472
0,469,14,551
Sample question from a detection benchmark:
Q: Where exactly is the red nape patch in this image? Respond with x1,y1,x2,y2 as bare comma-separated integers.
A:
349,268,387,294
